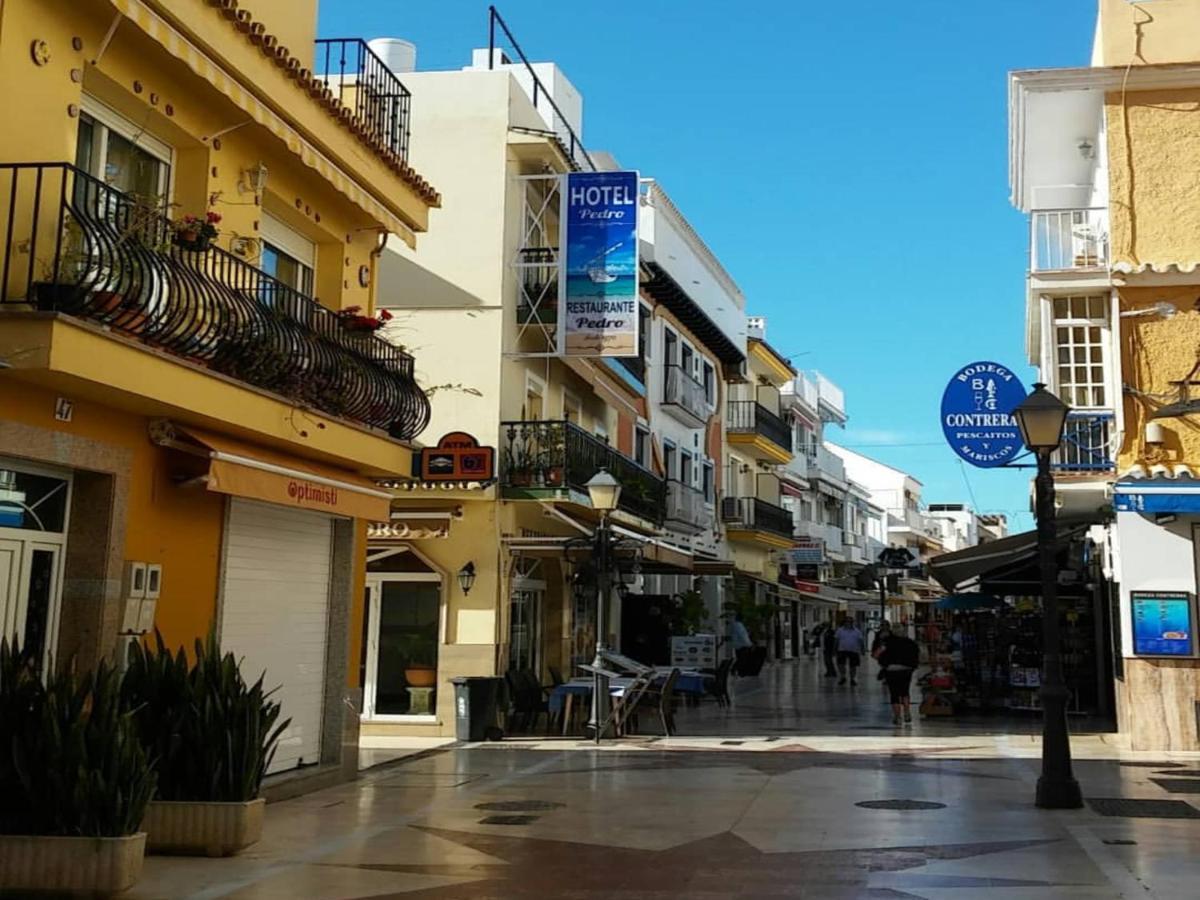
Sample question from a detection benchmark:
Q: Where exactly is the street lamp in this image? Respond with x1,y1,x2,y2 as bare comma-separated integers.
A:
585,469,622,743
1012,383,1082,810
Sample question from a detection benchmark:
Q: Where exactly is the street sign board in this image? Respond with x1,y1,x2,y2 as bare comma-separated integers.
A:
940,361,1028,468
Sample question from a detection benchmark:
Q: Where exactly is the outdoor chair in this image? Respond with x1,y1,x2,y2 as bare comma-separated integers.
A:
706,658,733,708
628,667,681,737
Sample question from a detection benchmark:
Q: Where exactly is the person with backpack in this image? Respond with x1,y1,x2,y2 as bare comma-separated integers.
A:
877,629,921,725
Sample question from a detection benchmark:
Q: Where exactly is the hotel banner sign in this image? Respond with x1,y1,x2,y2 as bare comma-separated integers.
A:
940,361,1027,468
558,170,640,357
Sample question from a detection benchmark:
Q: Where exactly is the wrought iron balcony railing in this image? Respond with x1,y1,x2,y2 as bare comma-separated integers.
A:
724,497,794,540
501,420,666,524
665,479,708,532
1052,410,1116,473
0,163,429,439
727,400,793,454
314,39,412,161
663,364,709,425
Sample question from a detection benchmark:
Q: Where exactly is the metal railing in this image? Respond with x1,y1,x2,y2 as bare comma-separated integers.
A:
500,420,665,523
1032,208,1109,272
1052,410,1116,473
724,497,793,539
727,400,793,453
663,364,708,423
665,479,708,531
314,39,412,160
487,7,594,171
0,163,429,438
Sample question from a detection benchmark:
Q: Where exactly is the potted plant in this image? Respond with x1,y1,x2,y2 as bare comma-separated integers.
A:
121,633,289,857
0,639,155,894
171,210,221,252
336,305,392,332
395,633,437,688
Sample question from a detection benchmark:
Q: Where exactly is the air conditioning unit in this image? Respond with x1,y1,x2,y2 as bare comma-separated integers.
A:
720,496,743,523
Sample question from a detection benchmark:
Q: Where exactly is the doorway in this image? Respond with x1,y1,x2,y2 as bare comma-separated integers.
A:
0,461,71,676
364,548,443,721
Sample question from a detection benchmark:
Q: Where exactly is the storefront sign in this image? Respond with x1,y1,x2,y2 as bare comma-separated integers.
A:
790,538,824,565
670,634,716,670
559,170,640,357
940,361,1027,468
1131,590,1195,657
418,432,495,483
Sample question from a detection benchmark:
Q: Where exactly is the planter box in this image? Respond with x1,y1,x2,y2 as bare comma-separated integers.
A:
0,832,145,894
143,798,265,857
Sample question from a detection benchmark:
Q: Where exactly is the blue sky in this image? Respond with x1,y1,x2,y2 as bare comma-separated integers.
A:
320,1,1099,531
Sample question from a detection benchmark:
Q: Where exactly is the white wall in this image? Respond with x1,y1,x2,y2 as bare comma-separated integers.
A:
1113,513,1199,657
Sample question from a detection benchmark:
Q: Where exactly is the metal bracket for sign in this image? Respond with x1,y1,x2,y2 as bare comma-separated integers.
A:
510,174,564,359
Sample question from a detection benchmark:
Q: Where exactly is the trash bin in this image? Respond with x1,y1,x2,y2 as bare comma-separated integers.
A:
451,676,505,742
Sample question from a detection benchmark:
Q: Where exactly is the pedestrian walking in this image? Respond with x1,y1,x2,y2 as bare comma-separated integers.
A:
878,629,920,725
820,622,838,677
730,612,753,676
835,617,866,686
871,620,893,699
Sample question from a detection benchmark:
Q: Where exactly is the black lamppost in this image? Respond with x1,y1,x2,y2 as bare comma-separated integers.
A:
1012,383,1083,810
585,468,622,744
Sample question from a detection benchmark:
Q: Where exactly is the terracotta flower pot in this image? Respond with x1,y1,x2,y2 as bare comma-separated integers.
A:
0,832,146,894
405,665,437,688
143,798,265,857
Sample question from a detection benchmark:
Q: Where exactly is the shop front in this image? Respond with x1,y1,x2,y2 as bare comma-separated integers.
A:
928,521,1114,724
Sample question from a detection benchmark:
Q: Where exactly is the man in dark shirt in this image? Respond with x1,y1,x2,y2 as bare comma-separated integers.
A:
878,631,921,725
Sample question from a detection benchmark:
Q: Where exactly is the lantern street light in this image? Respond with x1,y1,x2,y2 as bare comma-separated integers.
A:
584,469,622,743
1012,383,1083,809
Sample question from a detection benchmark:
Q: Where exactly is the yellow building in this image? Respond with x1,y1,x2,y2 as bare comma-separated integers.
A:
0,0,439,790
1010,0,1200,749
722,317,800,646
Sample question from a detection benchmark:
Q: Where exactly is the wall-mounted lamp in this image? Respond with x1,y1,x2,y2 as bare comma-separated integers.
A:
1119,301,1177,320
457,561,476,595
1077,138,1095,160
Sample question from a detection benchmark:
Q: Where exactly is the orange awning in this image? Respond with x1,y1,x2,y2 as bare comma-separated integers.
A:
154,423,392,521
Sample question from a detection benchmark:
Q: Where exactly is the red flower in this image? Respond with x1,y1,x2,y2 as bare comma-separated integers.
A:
379,309,393,322
206,211,222,224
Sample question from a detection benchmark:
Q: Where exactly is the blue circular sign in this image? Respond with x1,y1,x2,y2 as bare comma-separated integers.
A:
940,362,1028,468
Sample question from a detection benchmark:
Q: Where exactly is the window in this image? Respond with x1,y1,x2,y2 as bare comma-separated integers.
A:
702,460,714,503
75,98,172,199
525,374,545,420
1051,295,1109,408
664,327,678,367
260,214,315,296
562,389,582,423
663,440,677,481
679,450,694,486
680,343,694,378
702,361,715,406
635,426,650,468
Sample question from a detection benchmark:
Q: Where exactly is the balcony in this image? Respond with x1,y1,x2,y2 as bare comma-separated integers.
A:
815,372,847,424
783,372,820,416
797,520,845,558
663,364,709,427
0,163,429,438
500,420,666,524
814,446,847,485
665,480,709,533
1032,209,1109,272
1052,410,1116,473
723,496,794,547
727,400,792,463
314,39,412,161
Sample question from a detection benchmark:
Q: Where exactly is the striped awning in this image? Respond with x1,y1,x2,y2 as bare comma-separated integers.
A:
109,0,418,245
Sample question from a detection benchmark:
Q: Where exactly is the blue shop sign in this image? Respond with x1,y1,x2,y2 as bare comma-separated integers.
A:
940,361,1027,468
1131,591,1195,657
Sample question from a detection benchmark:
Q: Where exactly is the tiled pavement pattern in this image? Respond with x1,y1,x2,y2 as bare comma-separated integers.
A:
131,661,1200,899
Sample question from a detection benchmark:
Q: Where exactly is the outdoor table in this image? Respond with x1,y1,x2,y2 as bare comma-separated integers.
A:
549,670,711,734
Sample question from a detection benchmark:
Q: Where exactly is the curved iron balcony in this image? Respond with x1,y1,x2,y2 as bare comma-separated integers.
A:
0,163,429,440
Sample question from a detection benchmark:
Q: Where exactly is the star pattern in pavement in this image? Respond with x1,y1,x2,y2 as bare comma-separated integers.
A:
326,829,1073,899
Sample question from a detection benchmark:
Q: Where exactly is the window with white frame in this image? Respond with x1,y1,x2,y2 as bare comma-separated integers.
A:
1051,295,1109,408
260,213,316,296
679,450,694,487
634,425,650,467
75,97,172,200
663,440,677,481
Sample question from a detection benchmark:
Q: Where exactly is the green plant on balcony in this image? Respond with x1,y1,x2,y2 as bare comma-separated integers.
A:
170,210,221,253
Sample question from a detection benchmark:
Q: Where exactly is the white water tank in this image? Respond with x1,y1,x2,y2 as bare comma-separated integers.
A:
368,38,416,74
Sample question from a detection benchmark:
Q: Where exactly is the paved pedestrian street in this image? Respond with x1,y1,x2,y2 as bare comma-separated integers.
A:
132,662,1200,899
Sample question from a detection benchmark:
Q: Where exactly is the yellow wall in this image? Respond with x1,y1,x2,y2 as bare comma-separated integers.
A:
0,380,225,653
1105,88,1200,267
1098,0,1200,67
237,0,318,70
1117,287,1200,470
